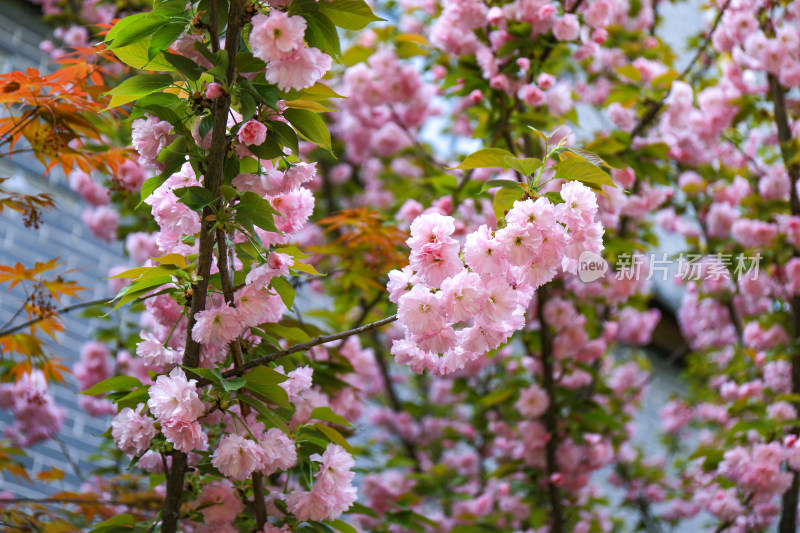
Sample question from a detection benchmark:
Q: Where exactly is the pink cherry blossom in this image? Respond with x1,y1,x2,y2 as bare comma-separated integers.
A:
250,11,307,62
192,304,243,346
111,404,156,457
146,367,205,423
238,119,267,146
265,47,332,91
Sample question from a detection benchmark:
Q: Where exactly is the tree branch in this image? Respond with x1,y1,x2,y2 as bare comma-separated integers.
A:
629,0,731,139
163,2,247,532
189,315,398,385
215,228,267,529
536,285,565,533
769,71,800,533
3,496,161,507
369,328,422,472
0,297,111,338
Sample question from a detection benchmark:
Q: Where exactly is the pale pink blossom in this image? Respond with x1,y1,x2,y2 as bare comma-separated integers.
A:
250,11,307,62
265,47,332,91
111,404,155,457
192,304,242,346
212,433,267,481
146,367,205,423
196,480,243,524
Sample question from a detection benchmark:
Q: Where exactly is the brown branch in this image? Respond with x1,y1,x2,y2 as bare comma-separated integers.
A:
369,328,422,472
629,0,732,139
3,497,161,507
0,297,111,338
769,72,800,533
189,315,398,385
536,285,564,533
162,3,247,533
215,228,267,529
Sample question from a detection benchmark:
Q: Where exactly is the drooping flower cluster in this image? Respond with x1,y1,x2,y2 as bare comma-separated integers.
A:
285,444,358,521
388,180,603,375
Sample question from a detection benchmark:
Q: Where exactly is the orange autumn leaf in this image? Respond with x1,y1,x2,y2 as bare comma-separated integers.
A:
36,467,66,482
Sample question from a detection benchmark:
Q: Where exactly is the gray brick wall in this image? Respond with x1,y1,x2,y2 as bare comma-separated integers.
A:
0,0,127,498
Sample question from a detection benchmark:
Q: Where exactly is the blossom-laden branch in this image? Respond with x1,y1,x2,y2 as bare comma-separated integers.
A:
191,315,399,385
162,2,248,532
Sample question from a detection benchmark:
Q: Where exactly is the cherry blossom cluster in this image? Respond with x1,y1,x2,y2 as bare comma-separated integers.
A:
387,180,603,375
0,369,64,447
249,10,332,91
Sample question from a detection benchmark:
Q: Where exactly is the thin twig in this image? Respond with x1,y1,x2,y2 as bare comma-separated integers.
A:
190,315,398,385
369,329,422,471
4,497,160,507
0,297,111,338
53,434,85,483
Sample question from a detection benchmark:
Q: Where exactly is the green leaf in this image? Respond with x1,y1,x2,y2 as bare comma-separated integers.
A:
106,13,168,49
261,323,311,342
103,74,174,110
236,393,291,434
112,40,176,72
248,135,285,160
310,406,353,427
553,159,615,190
493,186,524,221
223,156,240,183
82,376,142,396
480,388,514,407
652,68,680,89
89,513,135,533
164,52,202,81
614,64,642,83
173,186,217,211
544,191,564,204
236,191,280,233
453,148,515,170
110,274,174,311
148,23,187,59
270,121,300,154
314,423,353,452
243,366,289,385
236,52,267,73
156,136,186,165
283,108,332,152
318,0,384,30
480,179,523,193
349,502,379,519
324,520,359,533
503,156,542,177
115,387,150,410
212,369,246,392
282,83,346,101
303,11,342,57
244,381,291,409
271,276,295,309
